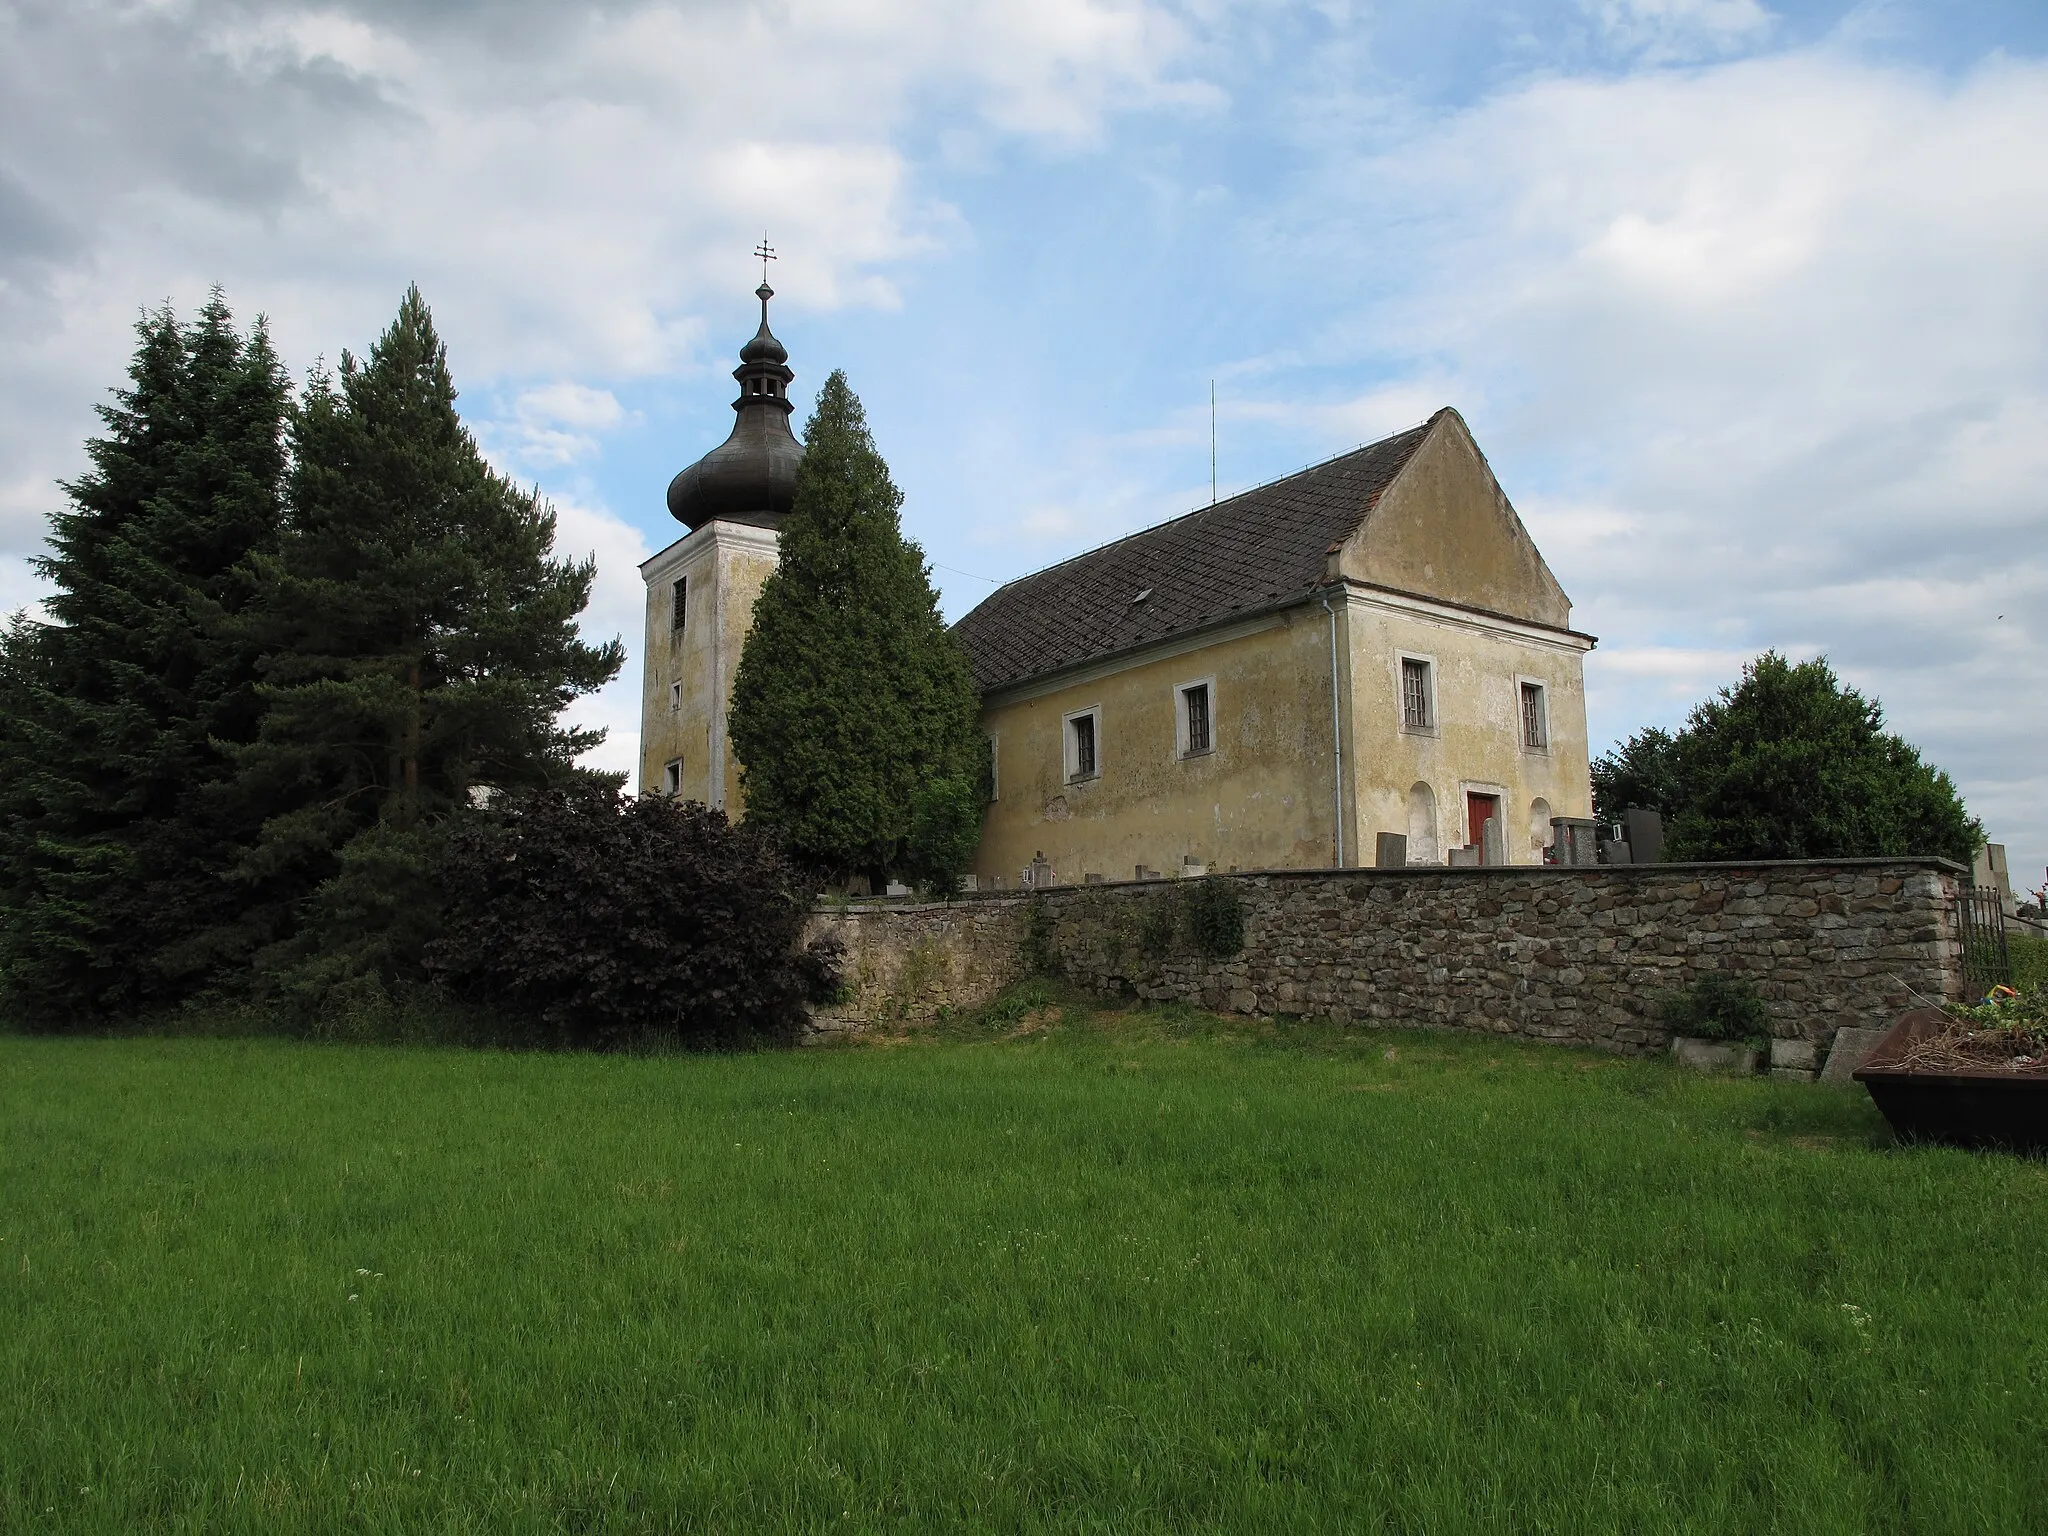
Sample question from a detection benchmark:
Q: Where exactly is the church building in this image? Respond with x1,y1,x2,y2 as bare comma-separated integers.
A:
640,285,1597,879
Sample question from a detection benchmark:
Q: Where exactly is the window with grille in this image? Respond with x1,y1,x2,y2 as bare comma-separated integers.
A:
671,577,687,633
1400,657,1433,729
1182,683,1211,756
1520,681,1548,750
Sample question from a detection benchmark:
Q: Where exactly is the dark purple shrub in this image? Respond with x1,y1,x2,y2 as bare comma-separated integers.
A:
426,787,836,1047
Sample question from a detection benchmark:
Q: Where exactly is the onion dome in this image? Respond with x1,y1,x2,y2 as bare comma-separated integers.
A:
666,282,801,529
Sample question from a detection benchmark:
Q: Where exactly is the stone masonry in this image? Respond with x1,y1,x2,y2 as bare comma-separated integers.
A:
805,859,1964,1062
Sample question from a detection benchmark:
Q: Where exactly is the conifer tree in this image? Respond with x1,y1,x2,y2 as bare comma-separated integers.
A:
220,286,623,998
0,294,289,1023
729,371,984,892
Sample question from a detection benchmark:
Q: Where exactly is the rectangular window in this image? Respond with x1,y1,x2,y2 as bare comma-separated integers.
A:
1182,683,1211,756
671,577,687,634
1069,712,1097,781
985,735,999,802
1401,657,1434,729
663,759,682,797
1520,681,1548,750
669,681,683,713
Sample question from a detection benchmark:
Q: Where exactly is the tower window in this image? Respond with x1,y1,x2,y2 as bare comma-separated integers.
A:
663,758,682,797
671,577,687,634
1400,656,1434,730
669,681,682,713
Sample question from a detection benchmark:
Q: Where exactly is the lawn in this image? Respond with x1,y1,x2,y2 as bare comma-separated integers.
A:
3,997,2045,1533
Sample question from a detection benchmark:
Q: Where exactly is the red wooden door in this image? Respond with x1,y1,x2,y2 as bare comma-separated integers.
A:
1467,793,1500,848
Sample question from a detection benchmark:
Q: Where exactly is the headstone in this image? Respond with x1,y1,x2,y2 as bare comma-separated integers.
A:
1447,845,1481,868
1374,832,1408,868
1821,1026,1890,1082
1624,808,1665,865
1180,857,1208,878
1598,833,1631,865
884,882,911,897
1084,872,1104,885
958,873,979,893
1551,817,1599,867
1481,815,1505,868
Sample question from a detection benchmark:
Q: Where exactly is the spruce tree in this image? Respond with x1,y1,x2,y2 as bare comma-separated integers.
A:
220,286,623,1000
728,371,984,892
0,293,289,1024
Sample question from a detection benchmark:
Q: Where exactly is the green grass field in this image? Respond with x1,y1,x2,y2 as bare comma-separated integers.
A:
5,997,2045,1533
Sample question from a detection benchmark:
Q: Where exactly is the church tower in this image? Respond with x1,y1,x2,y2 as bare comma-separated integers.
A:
637,275,800,807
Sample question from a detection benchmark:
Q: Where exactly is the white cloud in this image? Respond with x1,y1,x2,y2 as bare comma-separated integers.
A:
0,0,1207,767
548,495,652,784
1583,0,1774,61
0,0,1205,551
1322,48,2048,870
482,383,635,467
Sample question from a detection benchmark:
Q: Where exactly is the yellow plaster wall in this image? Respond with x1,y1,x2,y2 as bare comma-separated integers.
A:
1340,410,1572,630
973,613,1340,886
1344,599,1593,864
638,529,779,809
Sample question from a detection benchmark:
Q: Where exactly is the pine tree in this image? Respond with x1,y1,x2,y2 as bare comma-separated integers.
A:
220,286,623,1001
728,371,984,892
0,293,289,1024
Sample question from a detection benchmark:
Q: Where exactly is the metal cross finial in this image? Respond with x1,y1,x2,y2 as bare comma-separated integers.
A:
755,237,776,284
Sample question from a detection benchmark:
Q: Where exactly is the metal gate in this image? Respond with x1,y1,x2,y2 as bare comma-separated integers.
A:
1956,884,2011,995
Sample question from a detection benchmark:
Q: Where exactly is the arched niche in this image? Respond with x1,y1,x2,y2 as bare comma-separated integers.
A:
1529,797,1553,861
1406,781,1439,865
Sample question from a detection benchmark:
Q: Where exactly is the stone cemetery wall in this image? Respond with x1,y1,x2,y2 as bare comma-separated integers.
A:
806,860,1963,1068
804,897,1029,1040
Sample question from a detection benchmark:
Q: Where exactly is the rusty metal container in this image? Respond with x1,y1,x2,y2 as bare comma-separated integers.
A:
1855,1007,2048,1154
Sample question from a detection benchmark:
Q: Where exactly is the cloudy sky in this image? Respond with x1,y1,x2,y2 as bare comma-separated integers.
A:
4,0,2044,888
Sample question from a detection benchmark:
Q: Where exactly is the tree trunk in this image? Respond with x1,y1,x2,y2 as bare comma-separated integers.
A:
401,654,422,828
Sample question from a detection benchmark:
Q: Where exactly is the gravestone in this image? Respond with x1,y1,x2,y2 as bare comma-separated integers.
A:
1481,816,1505,868
1624,808,1665,865
1551,817,1600,867
1375,832,1408,868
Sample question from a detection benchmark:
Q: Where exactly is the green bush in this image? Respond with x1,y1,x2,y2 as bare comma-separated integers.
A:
1657,973,1770,1044
2008,935,2048,996
1186,877,1246,959
1020,895,1060,978
1138,891,1180,959
425,787,836,1048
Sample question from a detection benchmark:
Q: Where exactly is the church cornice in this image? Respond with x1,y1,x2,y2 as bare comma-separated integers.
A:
977,577,1594,709
639,518,781,583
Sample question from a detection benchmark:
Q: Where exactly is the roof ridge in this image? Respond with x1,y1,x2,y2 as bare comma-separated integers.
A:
976,414,1439,600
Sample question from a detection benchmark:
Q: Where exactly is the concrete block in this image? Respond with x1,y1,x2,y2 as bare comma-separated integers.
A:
1770,1038,1819,1071
1821,1026,1890,1082
1671,1036,1761,1075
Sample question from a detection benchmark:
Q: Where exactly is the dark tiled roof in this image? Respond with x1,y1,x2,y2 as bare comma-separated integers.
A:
953,417,1436,694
